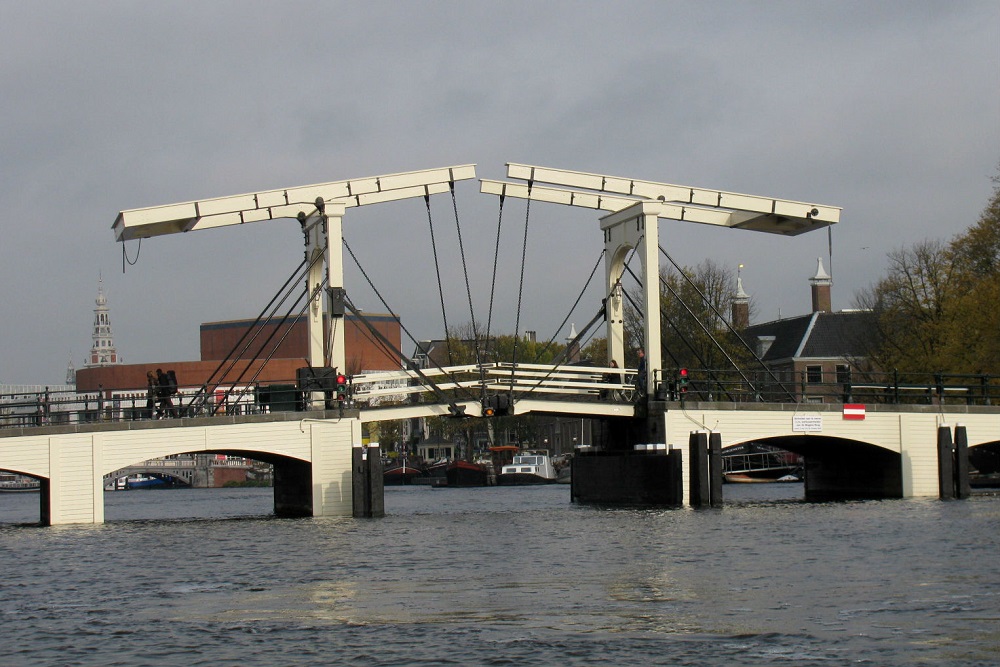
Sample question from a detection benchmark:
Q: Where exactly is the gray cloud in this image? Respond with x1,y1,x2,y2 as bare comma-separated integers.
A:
1,1,997,384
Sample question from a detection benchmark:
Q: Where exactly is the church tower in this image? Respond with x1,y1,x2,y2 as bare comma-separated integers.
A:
85,277,122,367
810,257,833,313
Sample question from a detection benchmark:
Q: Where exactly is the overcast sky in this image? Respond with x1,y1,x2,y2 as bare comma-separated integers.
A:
2,1,998,386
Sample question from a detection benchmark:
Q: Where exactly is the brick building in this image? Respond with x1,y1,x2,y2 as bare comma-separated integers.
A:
75,313,402,392
740,258,874,403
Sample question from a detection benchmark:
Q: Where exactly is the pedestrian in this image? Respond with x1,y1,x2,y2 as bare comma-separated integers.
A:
145,371,157,419
602,360,620,400
156,368,176,418
635,347,647,396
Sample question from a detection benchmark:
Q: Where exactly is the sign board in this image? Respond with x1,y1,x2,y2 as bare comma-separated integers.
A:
793,414,823,432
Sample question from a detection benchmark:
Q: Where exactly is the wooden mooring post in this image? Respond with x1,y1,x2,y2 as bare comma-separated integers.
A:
689,431,723,508
352,444,384,518
938,424,971,500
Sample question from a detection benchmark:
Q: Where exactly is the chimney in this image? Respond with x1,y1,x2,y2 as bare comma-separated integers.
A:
732,274,750,329
810,257,832,313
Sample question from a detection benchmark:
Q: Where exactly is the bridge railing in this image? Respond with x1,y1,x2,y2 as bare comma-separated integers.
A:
7,366,998,432
661,368,1000,406
0,380,283,430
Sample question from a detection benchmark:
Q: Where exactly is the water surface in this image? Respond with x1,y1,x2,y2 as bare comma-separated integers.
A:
1,484,998,666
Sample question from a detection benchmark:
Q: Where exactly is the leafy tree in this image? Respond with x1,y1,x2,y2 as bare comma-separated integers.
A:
855,239,960,374
856,163,1000,376
946,166,1000,373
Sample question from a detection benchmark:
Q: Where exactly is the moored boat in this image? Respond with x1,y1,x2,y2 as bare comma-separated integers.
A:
497,450,557,485
445,459,489,487
0,473,40,492
417,458,450,485
383,463,424,486
124,474,166,489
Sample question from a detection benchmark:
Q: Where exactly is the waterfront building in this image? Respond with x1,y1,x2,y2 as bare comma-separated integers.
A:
739,258,874,403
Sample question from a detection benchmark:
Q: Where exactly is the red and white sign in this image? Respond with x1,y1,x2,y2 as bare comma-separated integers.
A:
843,404,866,420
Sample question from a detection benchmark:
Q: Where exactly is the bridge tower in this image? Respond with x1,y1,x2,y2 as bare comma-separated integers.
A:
482,163,841,399
110,165,476,519
601,201,663,395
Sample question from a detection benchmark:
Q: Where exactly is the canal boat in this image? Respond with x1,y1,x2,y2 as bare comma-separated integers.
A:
417,458,450,485
0,473,40,492
445,459,490,487
124,474,166,489
383,463,424,486
497,450,557,485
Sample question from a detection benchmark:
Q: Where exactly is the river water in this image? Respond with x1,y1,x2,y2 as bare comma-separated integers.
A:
1,484,999,666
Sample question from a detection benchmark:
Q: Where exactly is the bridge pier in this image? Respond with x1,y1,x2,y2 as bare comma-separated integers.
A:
274,458,313,517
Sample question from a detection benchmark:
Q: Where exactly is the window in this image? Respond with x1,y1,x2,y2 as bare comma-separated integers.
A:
836,364,851,384
806,365,823,384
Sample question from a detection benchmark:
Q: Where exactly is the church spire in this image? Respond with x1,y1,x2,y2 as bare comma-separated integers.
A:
85,276,122,367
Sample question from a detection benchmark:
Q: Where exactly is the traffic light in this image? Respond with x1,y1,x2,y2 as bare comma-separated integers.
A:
336,373,349,402
481,394,510,417
678,368,689,394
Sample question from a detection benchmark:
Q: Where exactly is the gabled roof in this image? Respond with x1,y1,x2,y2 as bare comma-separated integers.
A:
744,311,873,362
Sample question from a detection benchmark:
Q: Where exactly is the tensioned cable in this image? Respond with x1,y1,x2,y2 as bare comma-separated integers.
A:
185,255,313,412
424,193,453,366
342,236,480,403
208,283,312,411
509,244,645,401
484,193,505,360
507,183,534,398
623,262,722,384
658,244,794,401
228,289,314,405
449,181,481,365
509,248,634,401
531,250,605,363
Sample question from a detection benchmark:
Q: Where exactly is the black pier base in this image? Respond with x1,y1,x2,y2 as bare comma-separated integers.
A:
571,448,683,506
353,444,385,518
687,431,724,508
938,424,971,500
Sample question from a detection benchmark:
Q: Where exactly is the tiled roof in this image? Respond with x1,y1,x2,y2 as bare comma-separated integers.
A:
744,311,873,362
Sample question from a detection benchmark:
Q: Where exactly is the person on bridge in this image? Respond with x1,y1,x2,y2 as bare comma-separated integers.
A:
155,368,178,418
635,347,647,397
602,360,622,400
145,371,157,419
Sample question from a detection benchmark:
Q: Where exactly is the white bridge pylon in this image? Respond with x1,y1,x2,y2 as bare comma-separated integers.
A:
481,163,842,398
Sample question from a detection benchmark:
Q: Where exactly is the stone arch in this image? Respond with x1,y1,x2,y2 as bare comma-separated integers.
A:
725,434,903,500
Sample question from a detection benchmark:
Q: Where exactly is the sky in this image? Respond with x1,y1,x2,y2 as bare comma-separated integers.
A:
1,1,998,386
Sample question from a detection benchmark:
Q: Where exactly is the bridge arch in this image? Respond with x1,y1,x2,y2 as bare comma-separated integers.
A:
723,434,903,500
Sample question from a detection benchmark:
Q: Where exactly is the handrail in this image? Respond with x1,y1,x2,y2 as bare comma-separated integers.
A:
4,365,999,430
